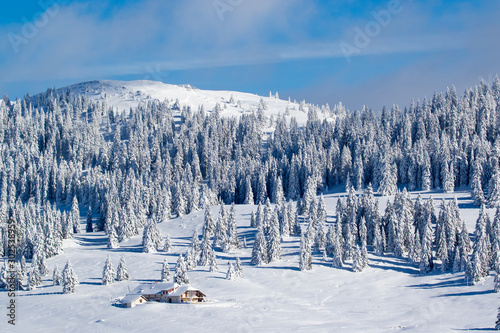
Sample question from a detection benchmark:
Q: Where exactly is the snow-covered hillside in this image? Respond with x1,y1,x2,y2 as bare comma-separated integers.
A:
5,190,499,333
58,80,333,126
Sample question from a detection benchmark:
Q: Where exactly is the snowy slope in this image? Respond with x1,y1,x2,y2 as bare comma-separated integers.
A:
4,190,499,333
59,80,330,127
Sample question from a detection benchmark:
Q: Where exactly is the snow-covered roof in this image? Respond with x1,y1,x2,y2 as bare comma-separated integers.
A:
169,285,205,297
120,293,146,304
121,282,178,304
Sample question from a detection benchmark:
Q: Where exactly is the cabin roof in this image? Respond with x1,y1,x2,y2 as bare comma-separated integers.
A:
169,285,206,297
120,294,147,304
130,282,178,295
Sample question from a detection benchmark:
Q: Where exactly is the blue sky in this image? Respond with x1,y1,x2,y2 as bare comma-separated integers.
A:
1,0,499,110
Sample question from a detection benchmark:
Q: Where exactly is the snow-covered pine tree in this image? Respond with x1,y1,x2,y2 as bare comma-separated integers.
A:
492,208,500,272
173,254,189,285
163,235,173,252
379,159,397,196
52,265,62,286
198,236,212,266
86,206,93,233
202,206,216,238
191,229,200,254
325,225,336,256
116,257,129,281
12,263,23,291
299,235,312,271
208,247,218,272
244,176,254,205
142,217,162,253
471,160,485,206
161,258,171,282
20,255,27,277
436,223,449,272
420,217,434,274
107,226,119,249
292,211,301,236
226,262,236,280
487,162,500,208
27,268,41,290
251,227,268,265
71,196,80,234
185,247,197,270
409,229,421,265
468,206,491,284
267,210,282,262
250,210,257,228
62,260,79,294
374,222,384,256
226,203,239,252
102,256,115,285
235,257,244,278
213,204,228,249
332,222,344,268
352,244,367,272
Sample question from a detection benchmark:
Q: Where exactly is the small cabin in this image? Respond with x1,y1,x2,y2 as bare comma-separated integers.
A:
120,283,206,307
120,294,148,308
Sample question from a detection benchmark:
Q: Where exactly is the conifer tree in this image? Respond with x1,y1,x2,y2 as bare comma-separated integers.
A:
420,217,434,274
235,257,244,278
226,203,239,252
62,260,79,294
71,196,80,234
163,235,173,252
244,176,254,205
102,256,115,285
203,206,216,238
487,163,500,208
226,262,236,280
469,206,491,283
107,227,119,249
198,236,212,266
191,229,200,254
409,230,421,265
352,244,367,272
299,235,312,271
53,265,62,286
267,210,282,262
471,161,485,206
208,248,218,272
173,254,189,285
28,268,41,290
251,227,268,265
332,223,344,268
20,256,27,277
213,205,228,249
292,211,301,236
185,247,197,270
374,223,384,256
161,258,171,282
116,257,129,281
86,206,93,233
250,210,257,228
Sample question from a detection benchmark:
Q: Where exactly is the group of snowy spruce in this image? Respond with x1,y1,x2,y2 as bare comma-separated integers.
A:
1,76,500,298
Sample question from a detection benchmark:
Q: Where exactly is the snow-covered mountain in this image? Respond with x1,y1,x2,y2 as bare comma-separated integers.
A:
57,80,334,126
